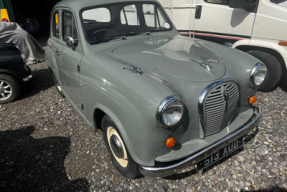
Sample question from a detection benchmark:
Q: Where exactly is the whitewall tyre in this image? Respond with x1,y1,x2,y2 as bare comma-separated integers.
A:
101,115,140,179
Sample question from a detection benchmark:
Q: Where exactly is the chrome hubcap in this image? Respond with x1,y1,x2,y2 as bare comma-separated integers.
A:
0,80,12,101
110,135,124,159
107,126,128,167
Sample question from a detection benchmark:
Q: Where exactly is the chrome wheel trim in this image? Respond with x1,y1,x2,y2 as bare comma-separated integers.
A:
57,85,62,92
0,80,12,101
107,126,128,168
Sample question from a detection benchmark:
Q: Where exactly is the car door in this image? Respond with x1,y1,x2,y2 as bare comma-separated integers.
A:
55,10,83,109
47,10,61,81
193,0,256,44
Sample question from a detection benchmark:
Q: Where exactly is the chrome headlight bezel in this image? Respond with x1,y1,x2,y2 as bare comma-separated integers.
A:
250,62,267,88
156,95,184,128
20,53,26,64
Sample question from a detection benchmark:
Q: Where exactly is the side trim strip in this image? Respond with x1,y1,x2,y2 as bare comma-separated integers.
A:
163,7,196,9
180,32,245,40
178,30,251,40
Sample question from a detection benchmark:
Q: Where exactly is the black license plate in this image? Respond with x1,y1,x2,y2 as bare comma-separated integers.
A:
197,137,244,170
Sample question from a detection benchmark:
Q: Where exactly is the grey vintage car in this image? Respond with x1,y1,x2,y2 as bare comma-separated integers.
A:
46,0,265,178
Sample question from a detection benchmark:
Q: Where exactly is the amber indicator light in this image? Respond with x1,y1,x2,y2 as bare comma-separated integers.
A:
166,137,176,148
279,41,287,46
249,96,257,104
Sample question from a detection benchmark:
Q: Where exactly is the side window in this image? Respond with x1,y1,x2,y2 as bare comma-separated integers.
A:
270,0,287,7
62,11,78,40
52,11,59,38
204,0,228,5
120,5,140,26
143,4,169,29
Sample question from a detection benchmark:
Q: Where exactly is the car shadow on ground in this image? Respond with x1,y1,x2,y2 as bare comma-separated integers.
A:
19,66,54,100
0,126,89,192
163,128,259,181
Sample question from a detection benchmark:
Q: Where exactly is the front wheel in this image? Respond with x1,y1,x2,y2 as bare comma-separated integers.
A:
101,115,140,179
247,50,282,91
0,74,20,104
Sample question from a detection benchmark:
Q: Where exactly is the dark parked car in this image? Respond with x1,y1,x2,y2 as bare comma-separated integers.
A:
0,43,32,104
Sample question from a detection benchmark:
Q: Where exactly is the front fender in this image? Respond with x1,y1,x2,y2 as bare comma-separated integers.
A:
80,54,177,166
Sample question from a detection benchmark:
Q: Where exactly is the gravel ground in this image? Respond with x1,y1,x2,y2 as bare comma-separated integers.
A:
0,62,287,192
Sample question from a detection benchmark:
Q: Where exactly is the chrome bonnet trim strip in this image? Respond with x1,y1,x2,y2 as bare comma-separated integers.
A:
141,106,260,172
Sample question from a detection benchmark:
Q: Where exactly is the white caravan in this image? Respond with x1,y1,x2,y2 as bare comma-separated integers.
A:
158,0,287,91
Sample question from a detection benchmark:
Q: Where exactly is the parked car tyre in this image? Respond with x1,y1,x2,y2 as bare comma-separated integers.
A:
101,115,140,179
0,74,20,104
247,50,282,91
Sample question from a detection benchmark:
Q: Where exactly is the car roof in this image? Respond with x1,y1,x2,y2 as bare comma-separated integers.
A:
55,0,160,12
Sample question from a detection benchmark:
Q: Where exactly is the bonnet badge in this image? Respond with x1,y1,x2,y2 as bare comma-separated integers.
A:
222,88,229,101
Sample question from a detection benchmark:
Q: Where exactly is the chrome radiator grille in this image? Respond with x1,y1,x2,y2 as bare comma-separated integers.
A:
201,81,240,136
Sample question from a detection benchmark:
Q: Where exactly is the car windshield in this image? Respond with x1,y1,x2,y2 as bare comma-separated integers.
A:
81,2,173,44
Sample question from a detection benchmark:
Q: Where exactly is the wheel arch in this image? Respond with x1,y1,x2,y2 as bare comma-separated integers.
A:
236,46,285,66
0,70,21,81
93,108,106,130
91,104,148,165
234,44,287,82
233,40,287,69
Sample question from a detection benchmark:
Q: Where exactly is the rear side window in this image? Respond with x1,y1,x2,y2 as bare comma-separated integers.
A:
52,11,60,38
62,11,78,40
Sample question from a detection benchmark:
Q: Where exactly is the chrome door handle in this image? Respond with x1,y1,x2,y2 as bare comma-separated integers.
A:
56,50,62,55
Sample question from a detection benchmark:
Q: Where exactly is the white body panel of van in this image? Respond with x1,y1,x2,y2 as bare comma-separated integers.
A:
158,0,287,90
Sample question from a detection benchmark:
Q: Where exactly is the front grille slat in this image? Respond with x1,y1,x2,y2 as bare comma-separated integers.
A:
201,81,240,136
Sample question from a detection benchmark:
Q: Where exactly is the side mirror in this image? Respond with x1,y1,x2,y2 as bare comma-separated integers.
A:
229,0,245,9
65,37,77,48
229,0,258,11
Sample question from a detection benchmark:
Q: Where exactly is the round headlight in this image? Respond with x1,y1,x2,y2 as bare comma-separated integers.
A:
250,62,267,87
156,96,184,127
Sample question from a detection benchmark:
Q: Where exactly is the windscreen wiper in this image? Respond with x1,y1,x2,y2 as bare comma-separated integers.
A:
120,32,151,37
90,36,125,45
91,32,151,44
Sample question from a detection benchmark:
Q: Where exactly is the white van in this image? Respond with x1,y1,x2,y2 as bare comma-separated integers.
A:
158,0,287,91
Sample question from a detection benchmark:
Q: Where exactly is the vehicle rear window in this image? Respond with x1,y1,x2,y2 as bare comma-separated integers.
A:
120,5,140,26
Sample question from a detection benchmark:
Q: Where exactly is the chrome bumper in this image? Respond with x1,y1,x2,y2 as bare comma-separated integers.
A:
140,106,260,177
23,75,32,82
